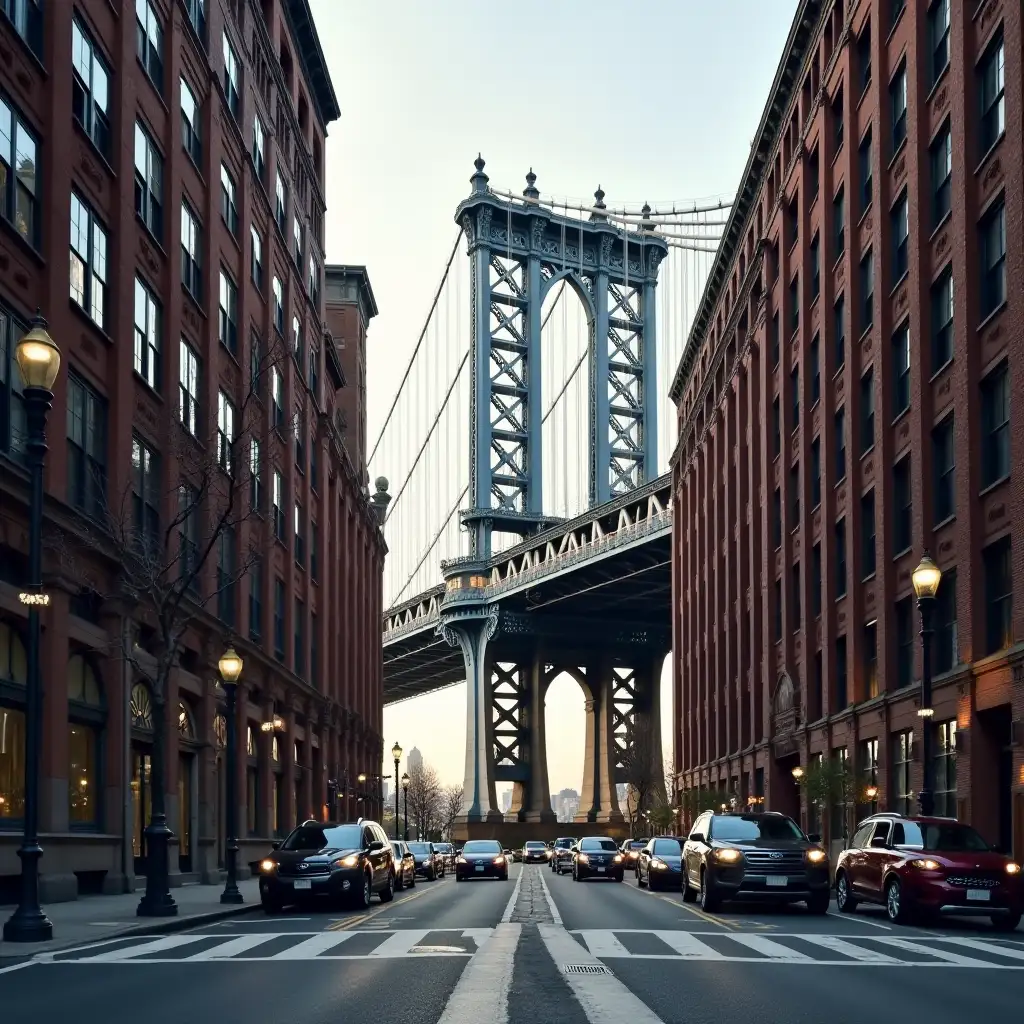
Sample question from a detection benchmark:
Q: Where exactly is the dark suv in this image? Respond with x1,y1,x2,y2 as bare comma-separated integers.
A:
258,819,395,912
551,837,575,873
682,810,830,914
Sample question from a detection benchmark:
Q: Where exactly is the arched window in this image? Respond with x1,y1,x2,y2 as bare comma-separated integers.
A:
213,714,227,749
67,654,105,829
272,736,280,762
131,683,153,730
178,701,196,739
0,621,28,825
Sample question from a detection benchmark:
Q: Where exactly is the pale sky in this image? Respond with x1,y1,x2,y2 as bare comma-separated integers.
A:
309,0,797,793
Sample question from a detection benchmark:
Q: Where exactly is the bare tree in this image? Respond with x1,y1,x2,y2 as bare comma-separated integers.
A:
406,762,443,840
439,784,463,840
620,723,663,837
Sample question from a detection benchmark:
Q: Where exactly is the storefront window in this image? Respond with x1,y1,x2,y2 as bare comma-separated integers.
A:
0,621,28,828
67,654,104,829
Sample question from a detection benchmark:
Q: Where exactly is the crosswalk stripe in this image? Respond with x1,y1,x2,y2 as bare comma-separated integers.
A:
78,935,205,961
186,935,280,960
727,934,814,961
367,929,433,957
578,931,632,958
935,937,1024,962
651,931,726,959
873,937,1008,967
268,931,357,960
793,934,901,963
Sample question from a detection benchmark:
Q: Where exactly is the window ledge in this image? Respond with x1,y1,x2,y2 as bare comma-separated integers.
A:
929,209,952,242
925,63,950,104
132,371,164,402
979,474,1009,499
890,405,911,429
886,6,907,43
68,298,113,347
977,299,1007,335
856,202,873,229
830,141,844,168
929,356,954,383
887,136,907,171
932,513,956,532
71,119,116,182
889,269,910,297
892,545,912,561
0,210,45,267
861,571,877,585
135,214,166,258
860,442,876,460
975,131,1005,178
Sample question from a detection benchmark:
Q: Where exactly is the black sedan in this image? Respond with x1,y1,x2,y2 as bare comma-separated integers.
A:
390,840,417,890
637,837,684,891
258,820,395,912
407,841,444,879
522,841,549,864
455,839,509,880
573,837,625,881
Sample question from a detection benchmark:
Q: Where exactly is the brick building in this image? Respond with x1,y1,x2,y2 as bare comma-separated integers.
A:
0,0,386,904
670,0,1023,859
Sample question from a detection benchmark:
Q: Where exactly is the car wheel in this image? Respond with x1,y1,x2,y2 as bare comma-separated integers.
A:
807,891,830,915
636,869,647,889
681,876,697,903
699,870,720,913
835,872,858,913
885,876,909,924
615,873,623,882
394,871,404,892
993,912,1022,932
409,872,416,887
379,871,395,903
572,867,578,881
261,897,282,915
353,872,372,910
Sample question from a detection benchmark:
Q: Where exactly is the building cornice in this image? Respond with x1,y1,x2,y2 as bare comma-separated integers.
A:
282,0,341,126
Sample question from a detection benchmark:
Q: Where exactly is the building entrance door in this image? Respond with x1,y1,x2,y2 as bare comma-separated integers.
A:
178,753,193,872
131,747,151,874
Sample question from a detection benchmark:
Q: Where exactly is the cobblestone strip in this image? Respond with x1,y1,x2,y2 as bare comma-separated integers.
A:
510,866,556,924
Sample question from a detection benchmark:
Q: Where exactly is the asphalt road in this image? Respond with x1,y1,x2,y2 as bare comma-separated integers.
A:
1,861,1022,1023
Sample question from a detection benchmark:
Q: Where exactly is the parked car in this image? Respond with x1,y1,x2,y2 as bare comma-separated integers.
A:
637,837,684,891
434,842,456,872
551,837,576,873
573,837,625,881
522,841,550,864
390,840,417,890
456,839,509,880
407,841,444,880
619,839,647,871
258,819,395,912
834,813,1022,930
681,810,830,914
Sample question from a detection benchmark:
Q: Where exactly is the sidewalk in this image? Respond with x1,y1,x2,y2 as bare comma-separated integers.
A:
0,879,261,961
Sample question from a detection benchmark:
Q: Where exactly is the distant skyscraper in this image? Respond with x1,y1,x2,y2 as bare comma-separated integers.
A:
501,789,512,814
408,747,423,773
382,780,390,806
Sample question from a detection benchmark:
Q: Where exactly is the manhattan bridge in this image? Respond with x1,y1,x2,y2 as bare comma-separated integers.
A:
370,157,729,839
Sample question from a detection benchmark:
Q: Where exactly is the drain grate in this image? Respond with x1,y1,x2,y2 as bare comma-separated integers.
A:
564,964,610,975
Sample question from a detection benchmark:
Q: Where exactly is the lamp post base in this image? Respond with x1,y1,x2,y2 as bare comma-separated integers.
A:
3,906,53,943
137,818,178,918
220,888,244,905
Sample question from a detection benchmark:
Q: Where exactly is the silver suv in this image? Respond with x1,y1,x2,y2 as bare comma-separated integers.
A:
551,837,576,873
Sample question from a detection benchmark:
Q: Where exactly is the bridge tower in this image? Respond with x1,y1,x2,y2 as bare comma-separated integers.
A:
440,159,670,833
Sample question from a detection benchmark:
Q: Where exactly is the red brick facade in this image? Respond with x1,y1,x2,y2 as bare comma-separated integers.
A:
670,0,1024,861
0,1,385,902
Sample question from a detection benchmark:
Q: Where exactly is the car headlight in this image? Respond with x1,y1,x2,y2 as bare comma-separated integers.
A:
456,856,467,864
1005,862,1021,875
613,854,623,863
578,853,589,863
806,849,827,864
493,856,505,865
259,859,276,873
333,854,359,868
629,851,639,859
909,859,941,871
713,848,742,863
650,858,667,870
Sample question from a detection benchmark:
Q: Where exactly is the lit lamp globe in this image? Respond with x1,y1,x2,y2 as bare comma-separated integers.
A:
357,773,367,784
218,646,243,685
15,316,61,391
401,772,409,789
912,554,942,601
391,741,403,763
791,766,805,780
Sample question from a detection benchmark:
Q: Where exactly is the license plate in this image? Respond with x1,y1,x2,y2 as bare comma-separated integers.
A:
766,876,788,887
966,888,991,902
475,865,484,872
597,866,606,873
293,880,312,890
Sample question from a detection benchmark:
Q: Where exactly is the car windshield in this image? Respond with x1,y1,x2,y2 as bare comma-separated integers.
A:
408,843,431,855
556,839,573,847
653,839,682,856
463,840,502,855
282,824,362,851
580,838,618,852
896,821,990,852
709,815,804,843
525,842,546,849
438,844,453,852
630,842,646,850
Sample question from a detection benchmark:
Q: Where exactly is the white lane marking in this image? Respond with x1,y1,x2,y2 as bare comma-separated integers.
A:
266,931,357,960
873,936,1012,967
0,960,37,975
536,863,564,926
577,930,632,957
187,934,281,960
435,922,520,1024
826,910,892,931
652,930,727,959
935,937,1024,962
500,865,524,923
727,933,814,962
795,934,901,963
78,934,205,961
367,929,432,957
538,923,666,1024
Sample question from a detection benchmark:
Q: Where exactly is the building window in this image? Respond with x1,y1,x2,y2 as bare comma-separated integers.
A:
771,396,781,457
310,521,319,580
934,567,957,675
1,307,27,458
294,418,305,473
835,518,847,597
248,557,262,641
222,33,239,118
893,456,912,554
891,193,908,283
309,345,319,397
811,437,821,508
272,469,285,541
791,562,801,627
810,234,820,300
220,164,238,236
72,18,111,159
789,274,799,334
856,20,871,94
812,542,822,617
133,276,161,390
895,596,913,688
858,129,872,213
178,483,199,587
292,315,303,360
219,269,238,354
979,32,1005,156
889,61,907,153
133,121,163,241
249,330,263,398
789,462,800,529
250,227,264,290
294,502,304,567
890,0,906,25
864,621,878,699
294,598,305,676
310,612,318,688
834,294,845,370
271,367,284,429
252,115,266,181
983,536,1012,656
832,86,844,152
774,580,782,642
308,255,320,306
860,490,875,578
931,266,953,370
217,526,236,627
770,311,779,368
835,408,846,482
928,0,950,85
980,362,1009,488
135,0,164,92
2,0,41,55
273,277,284,333
835,636,848,710
860,368,874,453
892,730,913,816
933,721,957,818
806,146,819,200
273,578,285,660
131,436,160,554
930,125,951,228
809,336,820,405
180,201,202,302
932,416,954,524
217,390,235,473
772,487,781,549
790,366,799,430
184,0,206,42
66,374,107,519
249,438,262,512
860,738,879,810
178,339,199,437
891,321,910,416
859,249,874,334
980,199,1006,318
67,655,103,828
275,173,287,233
0,97,36,248
178,79,202,168
833,186,845,260
293,216,303,266
69,193,108,330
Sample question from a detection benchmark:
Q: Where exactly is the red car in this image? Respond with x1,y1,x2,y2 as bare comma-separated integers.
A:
834,813,1021,931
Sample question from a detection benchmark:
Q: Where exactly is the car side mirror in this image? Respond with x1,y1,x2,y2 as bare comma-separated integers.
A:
271,841,281,850
368,840,385,852
807,833,821,844
689,833,705,845
869,836,889,849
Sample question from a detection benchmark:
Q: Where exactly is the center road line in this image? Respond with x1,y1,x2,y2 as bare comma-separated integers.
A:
536,864,563,925
500,864,525,923
434,922,521,1024
0,961,37,976
630,882,737,928
327,884,435,931
826,909,892,931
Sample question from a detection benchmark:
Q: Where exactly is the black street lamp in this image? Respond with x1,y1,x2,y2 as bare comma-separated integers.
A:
401,772,409,841
3,314,60,944
218,646,244,905
327,775,338,820
391,742,402,839
912,553,943,817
